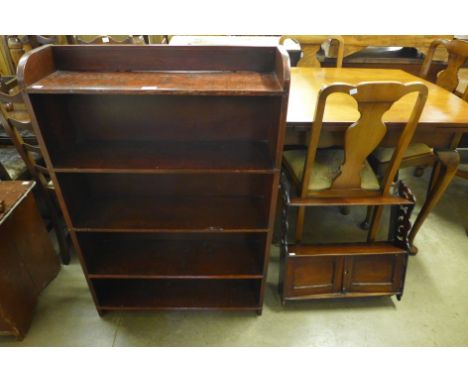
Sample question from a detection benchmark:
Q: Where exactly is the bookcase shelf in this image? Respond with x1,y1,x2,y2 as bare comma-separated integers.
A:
94,279,261,311
57,172,273,232
19,44,290,314
70,195,269,232
52,140,275,173
82,233,265,279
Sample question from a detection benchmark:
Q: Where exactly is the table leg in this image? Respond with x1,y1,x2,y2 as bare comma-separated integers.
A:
408,150,460,254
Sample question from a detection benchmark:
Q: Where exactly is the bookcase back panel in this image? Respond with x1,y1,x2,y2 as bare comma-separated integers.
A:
78,232,266,278
52,45,278,73
57,173,274,231
30,94,283,170
92,279,262,310
31,94,281,141
58,173,273,197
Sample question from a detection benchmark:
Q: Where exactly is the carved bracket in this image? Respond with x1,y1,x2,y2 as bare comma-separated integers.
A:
392,181,416,251
280,170,292,257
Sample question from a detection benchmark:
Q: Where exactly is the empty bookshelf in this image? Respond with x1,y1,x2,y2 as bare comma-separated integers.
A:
19,44,290,314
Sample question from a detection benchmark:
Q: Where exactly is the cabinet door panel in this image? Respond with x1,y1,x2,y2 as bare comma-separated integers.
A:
284,256,343,298
344,254,406,294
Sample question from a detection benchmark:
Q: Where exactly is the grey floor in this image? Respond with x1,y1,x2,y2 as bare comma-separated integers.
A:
1,169,467,346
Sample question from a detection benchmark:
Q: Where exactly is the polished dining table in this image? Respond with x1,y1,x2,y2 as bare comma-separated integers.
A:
286,67,468,253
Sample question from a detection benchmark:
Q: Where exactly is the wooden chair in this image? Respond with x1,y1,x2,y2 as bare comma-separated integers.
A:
1,36,59,73
279,81,428,303
0,83,71,265
68,35,146,45
280,35,345,148
279,36,347,215
371,39,468,177
361,39,468,229
0,76,33,179
0,76,35,145
280,36,345,151
283,81,428,241
279,35,344,68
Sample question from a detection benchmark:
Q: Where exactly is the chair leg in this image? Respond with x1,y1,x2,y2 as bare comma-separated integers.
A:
46,194,71,265
362,169,399,232
339,206,350,215
408,150,460,254
413,166,426,177
367,205,385,242
295,206,306,243
360,206,373,230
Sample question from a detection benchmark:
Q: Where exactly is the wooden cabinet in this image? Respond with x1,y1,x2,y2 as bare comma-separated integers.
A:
344,254,406,295
19,45,290,314
281,243,408,301
0,181,59,339
283,255,343,297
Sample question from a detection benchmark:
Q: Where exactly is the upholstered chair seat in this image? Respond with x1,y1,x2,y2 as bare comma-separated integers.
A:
283,149,381,192
372,143,433,163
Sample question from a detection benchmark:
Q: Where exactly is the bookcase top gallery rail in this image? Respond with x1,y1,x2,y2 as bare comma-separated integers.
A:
17,45,290,96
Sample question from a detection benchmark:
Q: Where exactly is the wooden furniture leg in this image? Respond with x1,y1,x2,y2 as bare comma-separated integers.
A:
43,187,71,265
408,150,460,254
367,204,384,242
360,206,373,230
339,206,350,215
295,206,306,242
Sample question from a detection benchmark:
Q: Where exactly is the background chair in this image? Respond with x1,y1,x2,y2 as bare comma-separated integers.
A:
0,76,33,179
0,36,60,74
279,35,344,68
279,35,345,149
371,39,468,178
280,35,350,215
361,39,468,230
0,81,71,265
279,81,428,303
67,35,146,44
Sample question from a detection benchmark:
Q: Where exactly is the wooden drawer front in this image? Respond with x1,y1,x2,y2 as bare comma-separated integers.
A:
344,254,406,294
284,256,343,298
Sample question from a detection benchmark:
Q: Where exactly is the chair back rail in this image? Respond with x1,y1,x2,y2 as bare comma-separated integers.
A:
419,39,468,151
2,36,59,72
420,39,468,93
0,86,48,187
279,35,344,68
70,35,143,45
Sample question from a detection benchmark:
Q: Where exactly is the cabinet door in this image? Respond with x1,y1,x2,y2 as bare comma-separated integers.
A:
343,254,406,295
284,255,343,298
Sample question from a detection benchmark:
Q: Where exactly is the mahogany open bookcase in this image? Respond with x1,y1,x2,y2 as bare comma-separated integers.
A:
18,44,290,314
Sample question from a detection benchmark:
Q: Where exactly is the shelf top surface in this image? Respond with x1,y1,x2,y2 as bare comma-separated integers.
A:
0,181,35,225
27,70,284,95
